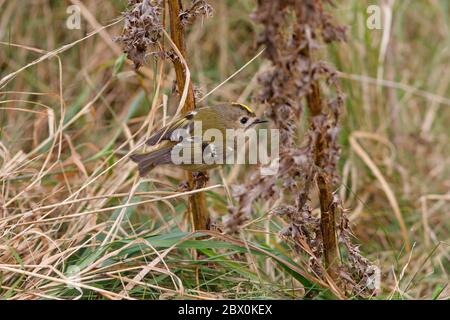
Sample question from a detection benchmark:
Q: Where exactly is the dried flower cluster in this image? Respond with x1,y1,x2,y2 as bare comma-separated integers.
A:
180,0,213,26
225,0,376,297
116,0,163,69
338,215,379,296
226,0,344,232
116,0,212,69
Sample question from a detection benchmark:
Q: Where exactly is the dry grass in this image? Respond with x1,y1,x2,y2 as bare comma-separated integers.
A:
0,0,448,299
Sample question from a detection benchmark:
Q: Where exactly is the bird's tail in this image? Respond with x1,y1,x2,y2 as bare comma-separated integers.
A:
130,147,172,177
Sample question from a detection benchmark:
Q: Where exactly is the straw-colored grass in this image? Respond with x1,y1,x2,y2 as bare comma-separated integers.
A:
0,0,448,300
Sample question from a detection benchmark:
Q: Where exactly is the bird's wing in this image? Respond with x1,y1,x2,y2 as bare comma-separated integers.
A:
145,111,196,146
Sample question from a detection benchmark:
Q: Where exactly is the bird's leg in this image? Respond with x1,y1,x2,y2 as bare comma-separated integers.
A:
192,171,209,189
176,171,208,192
176,180,191,192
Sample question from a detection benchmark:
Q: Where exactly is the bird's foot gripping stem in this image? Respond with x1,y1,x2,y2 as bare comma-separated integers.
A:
192,171,209,189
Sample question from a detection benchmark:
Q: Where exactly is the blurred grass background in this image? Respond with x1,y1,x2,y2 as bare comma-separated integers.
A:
0,0,448,299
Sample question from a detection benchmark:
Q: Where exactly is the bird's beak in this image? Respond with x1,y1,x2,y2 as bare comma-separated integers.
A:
252,118,268,125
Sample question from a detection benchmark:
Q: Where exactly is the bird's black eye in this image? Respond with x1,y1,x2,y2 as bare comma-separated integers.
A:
240,117,249,124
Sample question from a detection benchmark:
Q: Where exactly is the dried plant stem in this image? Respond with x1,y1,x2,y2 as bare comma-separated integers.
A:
317,173,339,271
167,0,195,110
308,81,340,278
167,0,208,230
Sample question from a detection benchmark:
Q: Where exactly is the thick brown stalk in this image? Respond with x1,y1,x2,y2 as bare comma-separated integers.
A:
307,81,340,278
167,0,208,230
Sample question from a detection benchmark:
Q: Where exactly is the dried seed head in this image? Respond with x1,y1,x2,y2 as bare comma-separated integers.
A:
115,0,163,69
180,0,213,26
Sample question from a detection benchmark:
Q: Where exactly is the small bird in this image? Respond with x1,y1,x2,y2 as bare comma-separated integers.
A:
130,102,267,176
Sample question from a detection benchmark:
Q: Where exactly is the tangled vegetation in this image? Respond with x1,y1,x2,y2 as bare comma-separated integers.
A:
0,0,448,300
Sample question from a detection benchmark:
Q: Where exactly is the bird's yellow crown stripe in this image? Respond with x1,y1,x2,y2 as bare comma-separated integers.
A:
232,102,254,114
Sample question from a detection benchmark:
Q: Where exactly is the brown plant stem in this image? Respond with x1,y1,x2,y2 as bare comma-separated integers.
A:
307,81,340,278
167,0,208,230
